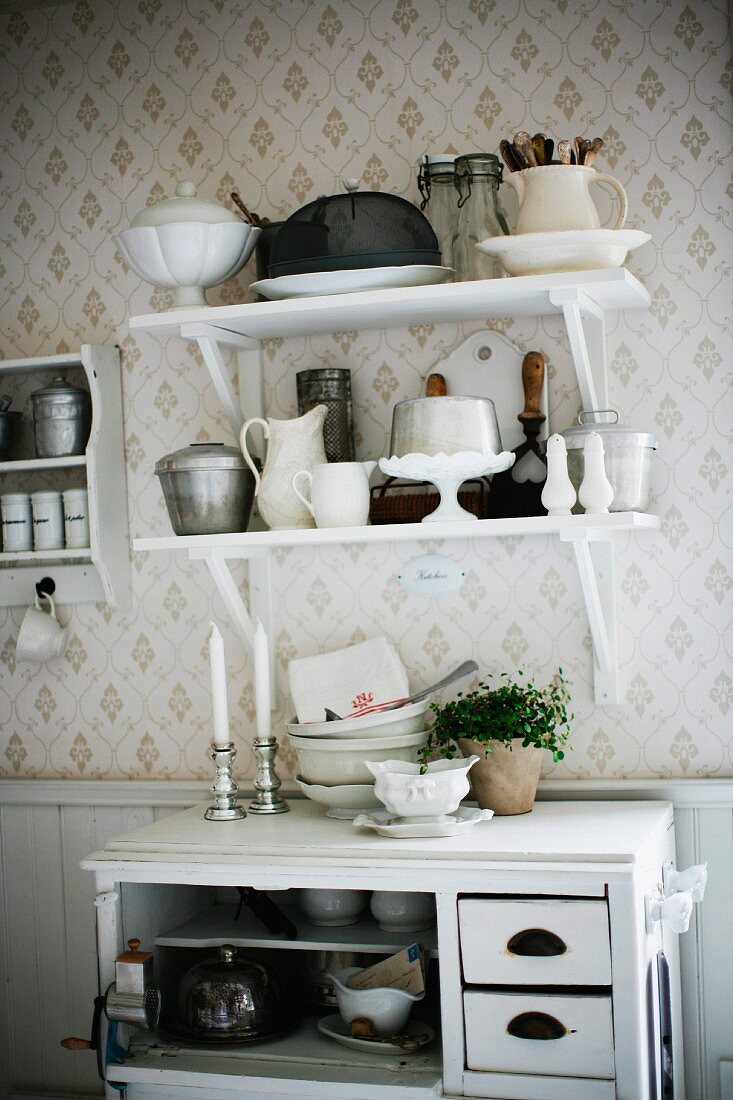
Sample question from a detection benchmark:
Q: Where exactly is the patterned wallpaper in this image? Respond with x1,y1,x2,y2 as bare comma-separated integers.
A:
0,0,730,782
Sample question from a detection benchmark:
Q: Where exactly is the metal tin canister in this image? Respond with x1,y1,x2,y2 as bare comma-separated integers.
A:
297,368,355,463
31,376,92,458
154,443,256,535
560,410,657,512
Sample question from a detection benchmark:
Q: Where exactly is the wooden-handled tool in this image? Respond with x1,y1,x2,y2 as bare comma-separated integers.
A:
518,351,545,426
61,1036,93,1050
426,372,447,396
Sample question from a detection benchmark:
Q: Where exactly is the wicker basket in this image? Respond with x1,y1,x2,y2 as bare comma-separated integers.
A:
369,477,490,525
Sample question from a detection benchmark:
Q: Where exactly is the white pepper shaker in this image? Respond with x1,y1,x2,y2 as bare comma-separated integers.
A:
541,434,576,516
578,431,614,513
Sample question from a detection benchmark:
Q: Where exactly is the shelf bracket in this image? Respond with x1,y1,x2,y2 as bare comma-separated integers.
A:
181,323,260,440
549,289,608,411
560,530,619,705
190,548,278,712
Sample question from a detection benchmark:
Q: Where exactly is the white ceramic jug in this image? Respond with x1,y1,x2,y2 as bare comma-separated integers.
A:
240,405,327,530
503,165,628,235
291,461,377,528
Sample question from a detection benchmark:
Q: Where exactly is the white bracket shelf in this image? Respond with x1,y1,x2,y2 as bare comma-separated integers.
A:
134,513,658,708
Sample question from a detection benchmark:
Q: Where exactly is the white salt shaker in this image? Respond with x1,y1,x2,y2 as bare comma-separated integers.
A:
1,493,33,551
63,488,90,548
578,431,614,513
31,490,64,550
541,434,576,516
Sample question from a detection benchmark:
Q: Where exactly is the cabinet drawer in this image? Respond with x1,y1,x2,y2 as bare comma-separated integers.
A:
458,897,611,985
463,989,615,1078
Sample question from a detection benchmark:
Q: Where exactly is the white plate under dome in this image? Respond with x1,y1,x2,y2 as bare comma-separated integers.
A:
250,265,454,300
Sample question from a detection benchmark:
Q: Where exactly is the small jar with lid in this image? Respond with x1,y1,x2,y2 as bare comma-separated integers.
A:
452,153,508,281
560,410,658,512
417,154,459,269
31,376,92,458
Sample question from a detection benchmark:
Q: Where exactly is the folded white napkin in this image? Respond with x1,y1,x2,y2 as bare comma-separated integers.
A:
288,637,410,723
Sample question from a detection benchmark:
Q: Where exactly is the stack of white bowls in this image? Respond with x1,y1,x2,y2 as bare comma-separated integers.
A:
289,702,429,819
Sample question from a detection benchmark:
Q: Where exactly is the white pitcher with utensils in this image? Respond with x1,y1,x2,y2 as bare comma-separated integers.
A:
292,462,376,528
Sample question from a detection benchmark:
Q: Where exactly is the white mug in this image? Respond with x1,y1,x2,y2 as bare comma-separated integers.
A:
31,491,64,550
63,488,90,549
291,461,376,529
1,493,32,551
16,593,68,662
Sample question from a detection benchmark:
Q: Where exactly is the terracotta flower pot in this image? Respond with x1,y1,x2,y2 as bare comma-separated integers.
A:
457,738,544,815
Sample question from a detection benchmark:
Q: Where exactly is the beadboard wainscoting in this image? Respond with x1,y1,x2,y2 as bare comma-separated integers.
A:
1,779,732,1100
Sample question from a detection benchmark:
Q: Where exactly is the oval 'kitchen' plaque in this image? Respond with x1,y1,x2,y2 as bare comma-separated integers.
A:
397,554,466,597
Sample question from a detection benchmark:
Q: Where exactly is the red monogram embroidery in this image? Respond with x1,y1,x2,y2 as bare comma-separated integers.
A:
351,691,374,712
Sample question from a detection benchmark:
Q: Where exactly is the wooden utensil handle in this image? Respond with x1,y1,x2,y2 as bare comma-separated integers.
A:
426,373,447,396
518,352,545,423
61,1036,92,1050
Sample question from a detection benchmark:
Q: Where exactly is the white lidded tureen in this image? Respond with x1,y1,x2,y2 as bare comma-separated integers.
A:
114,181,260,310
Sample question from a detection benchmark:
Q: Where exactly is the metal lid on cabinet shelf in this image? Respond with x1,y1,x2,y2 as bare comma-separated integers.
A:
154,442,247,474
560,409,657,451
31,376,91,411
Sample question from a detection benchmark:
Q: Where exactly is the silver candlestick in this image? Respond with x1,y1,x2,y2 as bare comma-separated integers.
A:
249,736,289,814
205,742,246,821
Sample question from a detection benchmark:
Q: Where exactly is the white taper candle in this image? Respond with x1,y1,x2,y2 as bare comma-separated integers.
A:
209,621,230,747
254,618,271,739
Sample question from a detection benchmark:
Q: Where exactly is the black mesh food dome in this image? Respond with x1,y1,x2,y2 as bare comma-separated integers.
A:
268,184,441,278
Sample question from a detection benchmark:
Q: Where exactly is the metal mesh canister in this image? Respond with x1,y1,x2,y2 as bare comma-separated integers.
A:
296,369,355,463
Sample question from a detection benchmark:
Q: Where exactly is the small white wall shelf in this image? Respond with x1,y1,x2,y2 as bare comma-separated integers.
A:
134,512,659,707
0,346,131,609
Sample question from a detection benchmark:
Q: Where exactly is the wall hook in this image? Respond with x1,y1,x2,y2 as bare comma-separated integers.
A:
35,577,56,600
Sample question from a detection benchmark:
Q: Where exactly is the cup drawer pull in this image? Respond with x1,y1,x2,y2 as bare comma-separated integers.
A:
506,927,568,957
506,1011,569,1041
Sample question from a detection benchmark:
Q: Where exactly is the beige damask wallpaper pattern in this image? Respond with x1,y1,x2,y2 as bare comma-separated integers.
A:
0,0,730,781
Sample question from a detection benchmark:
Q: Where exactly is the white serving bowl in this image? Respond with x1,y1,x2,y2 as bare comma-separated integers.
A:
328,966,424,1036
288,730,428,786
366,754,479,820
287,700,429,740
370,891,436,933
295,778,381,819
300,889,370,928
115,221,260,309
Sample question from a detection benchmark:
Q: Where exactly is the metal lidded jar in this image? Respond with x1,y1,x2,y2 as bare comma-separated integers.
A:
31,376,92,458
452,153,507,281
154,443,256,536
561,410,658,512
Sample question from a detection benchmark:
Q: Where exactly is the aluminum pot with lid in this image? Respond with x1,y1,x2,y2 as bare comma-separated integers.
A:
389,395,502,458
154,443,256,536
173,945,296,1043
560,409,657,512
31,377,91,458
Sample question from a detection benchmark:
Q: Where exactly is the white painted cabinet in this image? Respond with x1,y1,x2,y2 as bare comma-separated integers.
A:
0,345,131,608
78,799,691,1100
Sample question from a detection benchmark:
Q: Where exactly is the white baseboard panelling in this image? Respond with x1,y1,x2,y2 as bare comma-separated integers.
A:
0,777,732,1100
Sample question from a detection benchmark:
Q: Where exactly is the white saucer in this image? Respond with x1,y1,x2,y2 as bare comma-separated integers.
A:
476,229,651,277
352,805,494,838
317,1013,435,1054
251,265,454,300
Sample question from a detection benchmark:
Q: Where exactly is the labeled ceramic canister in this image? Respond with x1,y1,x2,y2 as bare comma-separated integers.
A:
1,492,32,551
31,490,64,550
63,488,90,549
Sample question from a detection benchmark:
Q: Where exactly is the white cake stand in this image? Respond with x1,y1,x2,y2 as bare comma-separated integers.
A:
379,450,515,522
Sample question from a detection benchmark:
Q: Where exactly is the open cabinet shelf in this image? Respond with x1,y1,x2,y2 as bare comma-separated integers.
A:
0,345,131,608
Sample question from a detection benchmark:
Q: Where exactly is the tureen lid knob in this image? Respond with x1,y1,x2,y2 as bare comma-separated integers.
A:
176,181,197,198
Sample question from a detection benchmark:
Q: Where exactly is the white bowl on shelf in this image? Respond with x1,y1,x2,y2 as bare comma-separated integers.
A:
116,221,259,310
370,891,436,932
288,730,428,786
287,700,429,740
295,778,381,819
476,228,651,278
300,889,370,928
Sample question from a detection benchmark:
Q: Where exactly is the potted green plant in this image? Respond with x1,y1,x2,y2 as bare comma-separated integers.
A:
421,670,572,815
